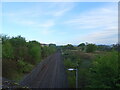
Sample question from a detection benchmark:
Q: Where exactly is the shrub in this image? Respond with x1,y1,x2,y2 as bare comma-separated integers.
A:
86,44,97,53
28,41,42,64
2,41,14,59
88,51,119,88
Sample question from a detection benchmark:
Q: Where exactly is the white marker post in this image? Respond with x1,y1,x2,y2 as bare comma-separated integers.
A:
68,68,78,88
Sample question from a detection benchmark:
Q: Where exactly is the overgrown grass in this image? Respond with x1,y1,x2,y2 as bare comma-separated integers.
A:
63,50,95,88
63,50,114,88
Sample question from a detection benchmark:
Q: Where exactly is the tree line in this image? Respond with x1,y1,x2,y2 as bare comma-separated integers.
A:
61,42,120,53
1,35,57,81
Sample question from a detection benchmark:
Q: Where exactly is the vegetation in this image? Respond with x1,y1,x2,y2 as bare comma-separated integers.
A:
86,43,97,53
62,43,120,88
1,35,57,81
78,43,85,51
61,44,75,50
88,51,119,88
1,34,119,88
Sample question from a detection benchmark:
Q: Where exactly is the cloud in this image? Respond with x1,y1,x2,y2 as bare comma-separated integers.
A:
2,2,74,37
38,20,55,28
63,4,118,44
53,8,71,16
74,26,118,44
3,2,74,28
45,2,74,17
40,29,55,35
2,2,118,45
65,4,117,30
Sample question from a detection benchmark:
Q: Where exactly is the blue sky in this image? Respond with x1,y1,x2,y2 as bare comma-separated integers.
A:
2,2,118,45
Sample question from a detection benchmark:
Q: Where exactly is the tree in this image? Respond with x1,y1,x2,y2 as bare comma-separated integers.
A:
0,34,10,44
9,36,27,61
41,44,56,59
64,44,75,50
112,44,120,52
78,43,85,51
88,51,119,88
86,44,97,53
28,41,42,64
49,44,56,54
2,41,14,59
97,45,112,51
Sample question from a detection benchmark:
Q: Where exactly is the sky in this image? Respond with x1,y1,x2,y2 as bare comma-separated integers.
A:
1,2,118,45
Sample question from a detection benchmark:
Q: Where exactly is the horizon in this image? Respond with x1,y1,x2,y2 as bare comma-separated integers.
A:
1,33,117,46
2,2,118,45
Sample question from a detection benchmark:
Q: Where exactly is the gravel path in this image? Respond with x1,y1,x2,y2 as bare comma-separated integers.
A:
20,52,68,88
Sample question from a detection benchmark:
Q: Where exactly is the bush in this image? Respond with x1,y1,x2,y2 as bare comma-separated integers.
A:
86,44,97,53
78,43,85,51
17,60,34,73
41,45,56,59
88,51,119,88
28,41,42,64
2,41,14,59
2,60,20,80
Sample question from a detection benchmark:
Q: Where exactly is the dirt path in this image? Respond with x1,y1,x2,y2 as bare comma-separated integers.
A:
20,52,68,88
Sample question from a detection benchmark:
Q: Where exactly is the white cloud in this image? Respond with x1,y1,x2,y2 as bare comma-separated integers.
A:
65,6,117,30
53,8,71,16
75,27,118,44
2,2,74,37
40,29,55,35
64,4,118,44
38,20,55,28
45,2,74,17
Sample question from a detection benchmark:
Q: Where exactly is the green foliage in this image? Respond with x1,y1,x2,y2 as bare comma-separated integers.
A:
1,35,56,81
86,44,97,53
9,35,26,47
2,60,21,81
28,41,42,64
78,43,85,47
49,44,56,54
88,51,119,88
41,45,56,59
17,60,34,73
2,41,14,59
0,34,10,44
41,46,49,58
8,36,27,60
78,43,85,51
112,44,120,52
62,44,75,50
67,70,76,88
62,43,119,88
97,45,112,51
49,43,56,47
63,50,82,88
